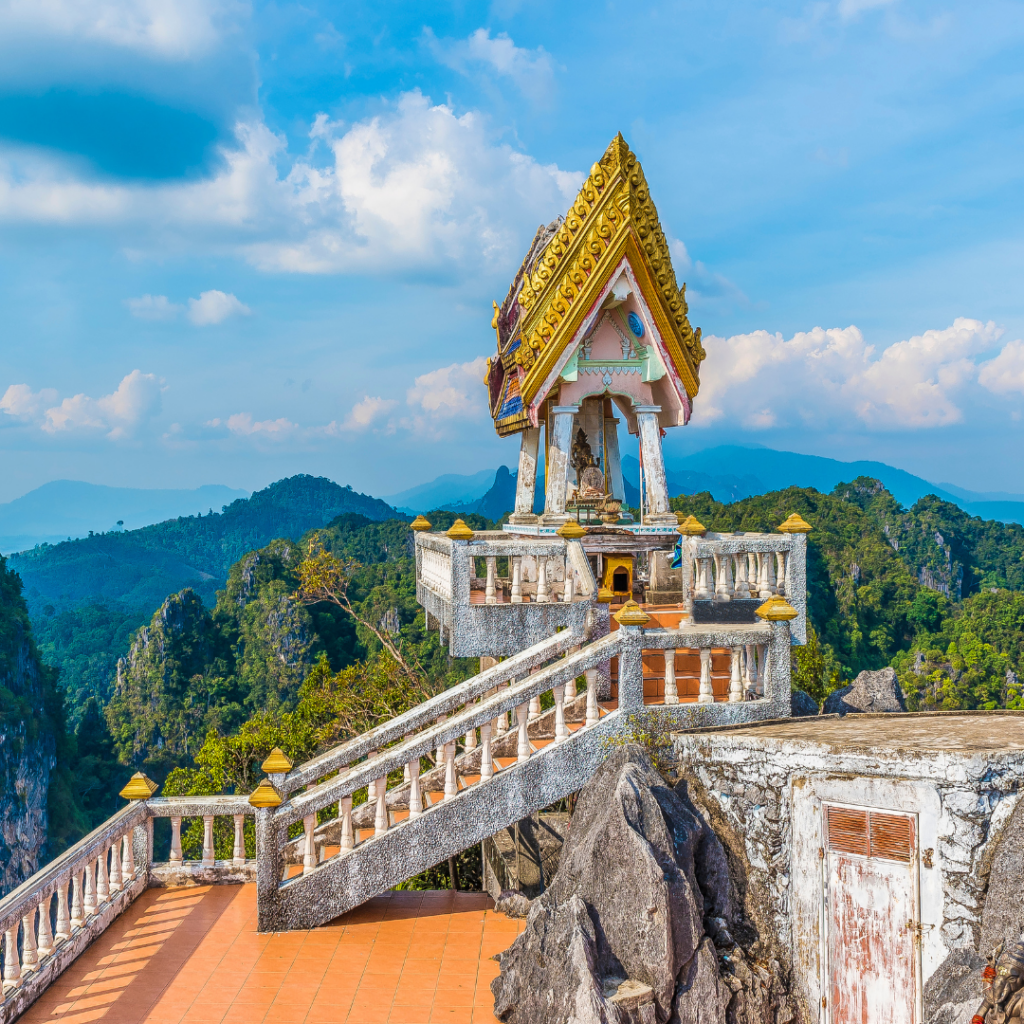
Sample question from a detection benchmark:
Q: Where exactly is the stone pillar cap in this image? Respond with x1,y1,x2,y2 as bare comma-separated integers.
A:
777,513,812,533
120,772,159,800
410,515,432,532
755,596,798,621
262,747,294,772
249,779,284,808
614,600,651,626
446,519,475,540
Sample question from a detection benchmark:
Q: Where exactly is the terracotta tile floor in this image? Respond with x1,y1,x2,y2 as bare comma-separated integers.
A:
19,886,523,1024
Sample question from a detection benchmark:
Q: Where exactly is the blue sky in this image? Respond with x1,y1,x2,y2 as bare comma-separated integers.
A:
1,0,1022,503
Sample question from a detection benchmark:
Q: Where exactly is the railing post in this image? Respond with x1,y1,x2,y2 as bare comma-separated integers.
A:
553,684,568,742
170,817,183,862
698,649,714,704
536,558,549,603
109,838,122,892
563,559,575,603
233,815,246,866
3,926,20,990
340,796,355,848
516,705,530,762
83,862,96,917
729,647,744,702
408,762,422,819
37,897,54,960
303,815,317,872
776,550,787,595
374,779,388,835
21,910,37,971
664,649,678,705
480,721,493,779
511,556,522,603
733,552,750,598
70,871,84,928
253,804,284,933
96,845,110,901
443,741,458,799
202,816,215,867
585,669,600,727
55,882,70,942
485,557,497,605
614,603,648,714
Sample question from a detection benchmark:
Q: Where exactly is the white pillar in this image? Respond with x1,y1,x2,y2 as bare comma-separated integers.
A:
122,832,134,879
604,416,625,501
635,406,673,523
96,847,109,902
55,883,70,941
36,898,53,960
729,648,744,702
757,552,774,598
745,643,758,694
511,557,523,604
109,840,122,892
202,816,215,867
408,761,423,818
516,704,531,762
443,741,458,799
83,863,96,917
563,559,575,603
585,669,600,727
734,553,751,598
4,927,20,987
542,406,577,524
169,817,182,862
374,779,388,835
553,685,568,742
485,557,497,604
664,649,678,705
698,649,714,704
714,554,733,601
303,815,317,872
536,558,549,603
233,815,246,865
776,550,787,596
21,911,37,971
480,722,493,780
70,872,84,929
340,796,354,849
510,426,541,524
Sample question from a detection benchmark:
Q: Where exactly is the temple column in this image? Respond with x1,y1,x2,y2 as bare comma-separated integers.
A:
542,406,577,525
509,427,541,524
635,405,674,525
604,415,624,501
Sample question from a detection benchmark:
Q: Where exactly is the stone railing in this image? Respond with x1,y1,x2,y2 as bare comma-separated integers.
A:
251,598,797,931
414,524,599,657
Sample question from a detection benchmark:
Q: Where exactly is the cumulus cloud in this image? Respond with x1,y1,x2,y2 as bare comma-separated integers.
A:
695,318,1005,431
0,370,162,439
0,0,231,58
0,91,582,276
979,340,1024,395
342,396,397,431
187,290,250,325
125,294,181,320
427,28,557,103
406,357,489,424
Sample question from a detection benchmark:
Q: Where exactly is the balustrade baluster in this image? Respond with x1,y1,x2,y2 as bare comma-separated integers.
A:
374,778,389,835
303,815,317,873
408,760,423,819
55,882,70,942
585,669,600,727
511,556,523,603
464,705,477,752
745,643,758,695
733,553,751,598
528,695,541,719
122,831,135,879
109,838,122,892
516,705,531,762
96,845,110,902
443,741,458,799
233,815,246,866
714,553,734,600
536,558,549,603
697,649,714,704
563,559,574,603
170,816,183,862
480,722,493,780
19,909,37,972
775,550,786,595
403,734,413,781
565,673,577,702
696,557,713,600
664,649,678,704
757,553,774,598
70,871,84,929
747,553,758,594
434,721,445,766
485,557,497,604
552,685,568,742
37,896,53,960
3,927,21,989
340,796,354,850
84,863,96,917
756,644,767,695
729,648,744,702
202,816,215,867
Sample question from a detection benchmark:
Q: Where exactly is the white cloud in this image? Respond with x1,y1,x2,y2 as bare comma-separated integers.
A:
203,413,298,441
187,290,250,326
406,357,489,424
342,396,397,431
125,294,181,320
1,370,162,439
979,339,1024,395
0,91,583,276
0,0,230,58
695,318,1004,430
428,28,557,103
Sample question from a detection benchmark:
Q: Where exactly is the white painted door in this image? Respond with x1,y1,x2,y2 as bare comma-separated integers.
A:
824,805,919,1024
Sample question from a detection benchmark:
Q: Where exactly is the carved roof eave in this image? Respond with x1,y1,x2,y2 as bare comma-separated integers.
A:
511,136,704,411
529,253,693,426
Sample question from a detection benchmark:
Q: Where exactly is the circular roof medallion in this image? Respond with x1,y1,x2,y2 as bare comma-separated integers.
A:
627,311,644,338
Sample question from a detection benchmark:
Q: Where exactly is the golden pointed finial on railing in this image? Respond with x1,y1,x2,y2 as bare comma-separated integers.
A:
410,515,432,532
261,747,293,773
557,521,587,539
597,586,615,604
755,596,798,621
676,514,707,536
446,519,475,540
248,779,284,808
119,772,159,800
777,513,812,534
614,600,651,627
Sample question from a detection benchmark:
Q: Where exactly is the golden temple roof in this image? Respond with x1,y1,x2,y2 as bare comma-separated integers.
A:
486,134,705,436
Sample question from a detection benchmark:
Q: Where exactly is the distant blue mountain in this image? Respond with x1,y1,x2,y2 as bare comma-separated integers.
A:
383,469,496,515
0,480,250,554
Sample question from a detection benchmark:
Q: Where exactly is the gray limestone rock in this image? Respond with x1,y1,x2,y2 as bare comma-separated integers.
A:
495,890,532,920
923,948,985,1024
669,938,728,1024
822,667,907,715
980,798,1024,955
789,689,819,717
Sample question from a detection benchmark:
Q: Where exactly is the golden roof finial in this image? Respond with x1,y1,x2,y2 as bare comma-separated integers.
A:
614,600,651,627
261,747,293,773
446,519,475,540
677,514,707,536
119,772,159,800
248,779,284,808
778,513,812,534
556,521,587,539
410,515,432,532
755,596,798,621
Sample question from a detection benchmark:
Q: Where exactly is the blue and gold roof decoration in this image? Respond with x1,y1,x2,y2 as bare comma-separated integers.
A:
485,133,705,437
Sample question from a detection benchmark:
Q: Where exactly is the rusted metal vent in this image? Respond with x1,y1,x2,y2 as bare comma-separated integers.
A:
826,806,914,862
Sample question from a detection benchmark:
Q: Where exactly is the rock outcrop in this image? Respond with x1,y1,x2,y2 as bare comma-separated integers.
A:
491,746,794,1023
789,690,818,717
822,666,907,715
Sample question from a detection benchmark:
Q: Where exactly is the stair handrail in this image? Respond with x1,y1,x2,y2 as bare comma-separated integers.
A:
278,616,598,795
275,631,621,828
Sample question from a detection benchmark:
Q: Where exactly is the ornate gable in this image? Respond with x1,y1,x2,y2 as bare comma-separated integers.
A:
486,134,705,436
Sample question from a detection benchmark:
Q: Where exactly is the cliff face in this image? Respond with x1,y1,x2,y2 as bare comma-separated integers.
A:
0,557,56,892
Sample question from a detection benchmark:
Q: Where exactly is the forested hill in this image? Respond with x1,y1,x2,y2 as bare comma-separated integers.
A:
11,475,397,613
672,476,1024,710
